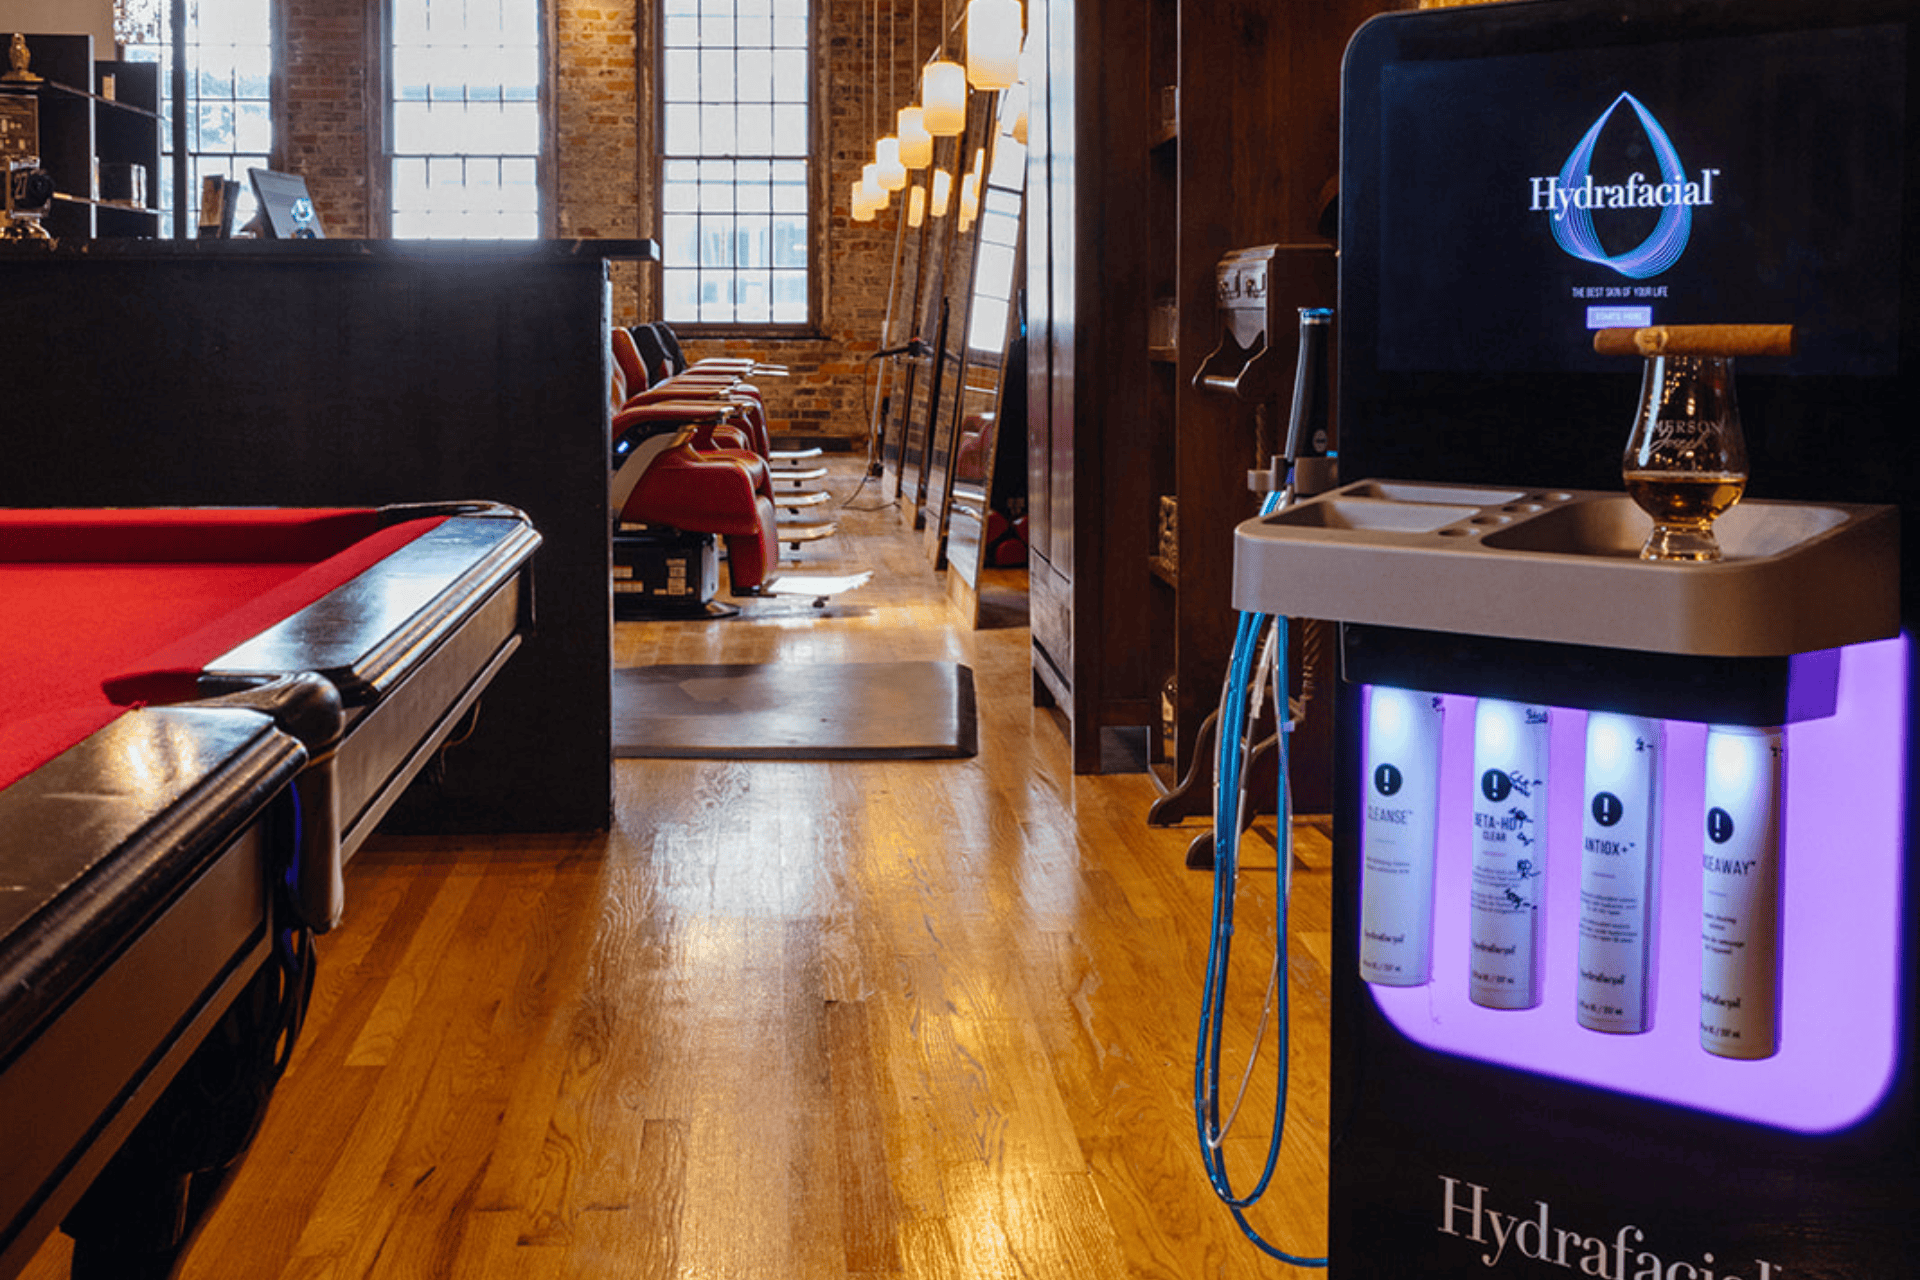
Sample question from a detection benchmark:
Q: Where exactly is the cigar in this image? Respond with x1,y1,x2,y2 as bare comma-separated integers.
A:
1592,324,1797,358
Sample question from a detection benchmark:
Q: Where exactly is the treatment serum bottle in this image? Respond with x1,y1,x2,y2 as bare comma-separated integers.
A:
1469,699,1550,1010
1700,724,1786,1059
1577,712,1662,1034
1359,686,1445,986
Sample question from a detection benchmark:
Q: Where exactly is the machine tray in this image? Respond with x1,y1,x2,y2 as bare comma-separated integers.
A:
1232,480,1899,657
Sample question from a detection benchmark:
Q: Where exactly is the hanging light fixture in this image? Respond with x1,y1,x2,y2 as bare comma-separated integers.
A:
958,146,984,228
852,178,877,222
923,58,967,136
875,136,908,191
907,184,927,227
862,161,891,211
965,0,1022,91
930,167,953,217
897,106,933,170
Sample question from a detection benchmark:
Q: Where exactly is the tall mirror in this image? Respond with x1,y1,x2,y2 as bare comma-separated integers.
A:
891,93,992,517
931,81,1029,625
880,130,959,503
871,206,925,485
915,90,998,535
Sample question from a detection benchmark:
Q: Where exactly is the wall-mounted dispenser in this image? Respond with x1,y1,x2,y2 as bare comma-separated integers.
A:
1193,245,1297,407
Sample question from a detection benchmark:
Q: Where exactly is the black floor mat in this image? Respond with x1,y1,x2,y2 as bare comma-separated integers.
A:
612,661,977,759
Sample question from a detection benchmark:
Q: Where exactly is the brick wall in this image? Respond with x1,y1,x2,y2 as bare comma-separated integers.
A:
281,1,372,235
274,0,938,447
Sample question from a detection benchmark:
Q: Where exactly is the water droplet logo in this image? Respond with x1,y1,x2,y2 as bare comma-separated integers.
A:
1530,92,1718,280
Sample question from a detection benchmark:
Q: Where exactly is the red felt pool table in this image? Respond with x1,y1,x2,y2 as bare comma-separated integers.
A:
0,503,541,1279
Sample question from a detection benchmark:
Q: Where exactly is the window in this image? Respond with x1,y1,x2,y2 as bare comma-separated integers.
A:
659,0,812,326
121,0,273,234
389,0,542,238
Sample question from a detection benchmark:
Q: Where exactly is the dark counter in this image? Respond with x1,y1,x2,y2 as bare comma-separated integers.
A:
0,238,657,833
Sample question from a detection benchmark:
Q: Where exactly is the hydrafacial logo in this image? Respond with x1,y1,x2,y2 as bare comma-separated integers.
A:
1529,92,1720,279
1439,1177,1783,1278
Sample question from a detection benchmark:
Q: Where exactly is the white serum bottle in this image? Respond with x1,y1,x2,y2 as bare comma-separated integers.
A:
1576,712,1662,1034
1469,699,1550,1010
1700,724,1786,1060
1359,687,1445,986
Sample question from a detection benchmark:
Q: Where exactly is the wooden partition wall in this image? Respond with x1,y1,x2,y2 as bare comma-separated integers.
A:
1025,0,1406,779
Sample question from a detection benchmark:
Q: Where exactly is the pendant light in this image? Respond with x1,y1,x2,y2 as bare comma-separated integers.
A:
871,0,908,193
907,184,927,227
898,106,933,170
861,161,890,211
930,167,953,217
852,178,877,222
923,58,967,136
923,0,967,137
958,146,983,230
875,136,908,191
965,0,1021,91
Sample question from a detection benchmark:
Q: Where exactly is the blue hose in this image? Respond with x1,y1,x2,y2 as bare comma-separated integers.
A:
1193,491,1328,1268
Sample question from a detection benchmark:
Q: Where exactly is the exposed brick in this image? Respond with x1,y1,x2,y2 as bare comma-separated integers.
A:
277,0,943,443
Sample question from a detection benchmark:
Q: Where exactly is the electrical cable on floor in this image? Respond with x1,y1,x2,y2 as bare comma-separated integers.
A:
841,344,918,512
1193,487,1328,1270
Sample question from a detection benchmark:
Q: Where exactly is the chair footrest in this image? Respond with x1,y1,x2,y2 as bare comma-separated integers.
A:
779,521,836,544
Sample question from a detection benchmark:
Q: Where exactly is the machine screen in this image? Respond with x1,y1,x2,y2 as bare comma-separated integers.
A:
1372,23,1906,376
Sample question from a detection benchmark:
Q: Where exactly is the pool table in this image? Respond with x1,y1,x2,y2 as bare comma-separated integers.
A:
0,503,541,1279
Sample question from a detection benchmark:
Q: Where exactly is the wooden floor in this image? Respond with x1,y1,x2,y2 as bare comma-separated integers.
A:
26,457,1333,1279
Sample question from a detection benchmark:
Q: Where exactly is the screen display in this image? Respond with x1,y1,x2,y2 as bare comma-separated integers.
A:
1374,24,1905,376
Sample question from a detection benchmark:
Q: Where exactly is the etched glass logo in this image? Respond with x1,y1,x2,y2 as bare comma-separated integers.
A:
1529,92,1719,279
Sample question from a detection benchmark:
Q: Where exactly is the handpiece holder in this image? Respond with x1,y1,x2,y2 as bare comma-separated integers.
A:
1250,306,1337,500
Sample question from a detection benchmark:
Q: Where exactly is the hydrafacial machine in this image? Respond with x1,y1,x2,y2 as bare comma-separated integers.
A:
1212,0,1920,1273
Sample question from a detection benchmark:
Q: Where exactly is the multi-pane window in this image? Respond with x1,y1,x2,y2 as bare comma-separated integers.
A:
389,0,542,239
659,0,812,326
122,0,273,234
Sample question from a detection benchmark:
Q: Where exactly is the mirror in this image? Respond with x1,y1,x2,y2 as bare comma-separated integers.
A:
871,207,924,488
930,83,1030,624
885,95,991,515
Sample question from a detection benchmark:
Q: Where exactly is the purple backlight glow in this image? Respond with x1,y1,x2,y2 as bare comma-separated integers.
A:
1364,633,1909,1133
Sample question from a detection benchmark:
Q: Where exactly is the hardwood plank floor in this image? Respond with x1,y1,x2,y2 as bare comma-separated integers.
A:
24,457,1332,1278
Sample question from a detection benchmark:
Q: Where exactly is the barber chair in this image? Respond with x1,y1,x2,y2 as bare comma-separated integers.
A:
612,327,769,458
611,408,780,609
640,324,826,474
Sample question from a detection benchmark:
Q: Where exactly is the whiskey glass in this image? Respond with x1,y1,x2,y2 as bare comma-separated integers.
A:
1622,353,1747,562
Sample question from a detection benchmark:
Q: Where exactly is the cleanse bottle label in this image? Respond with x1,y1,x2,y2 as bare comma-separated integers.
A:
1577,713,1661,1033
1700,724,1785,1059
1360,686,1445,986
1469,700,1549,1009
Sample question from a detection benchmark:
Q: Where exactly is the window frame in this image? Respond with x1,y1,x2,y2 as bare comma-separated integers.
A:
652,0,825,338
120,0,280,237
375,0,556,241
